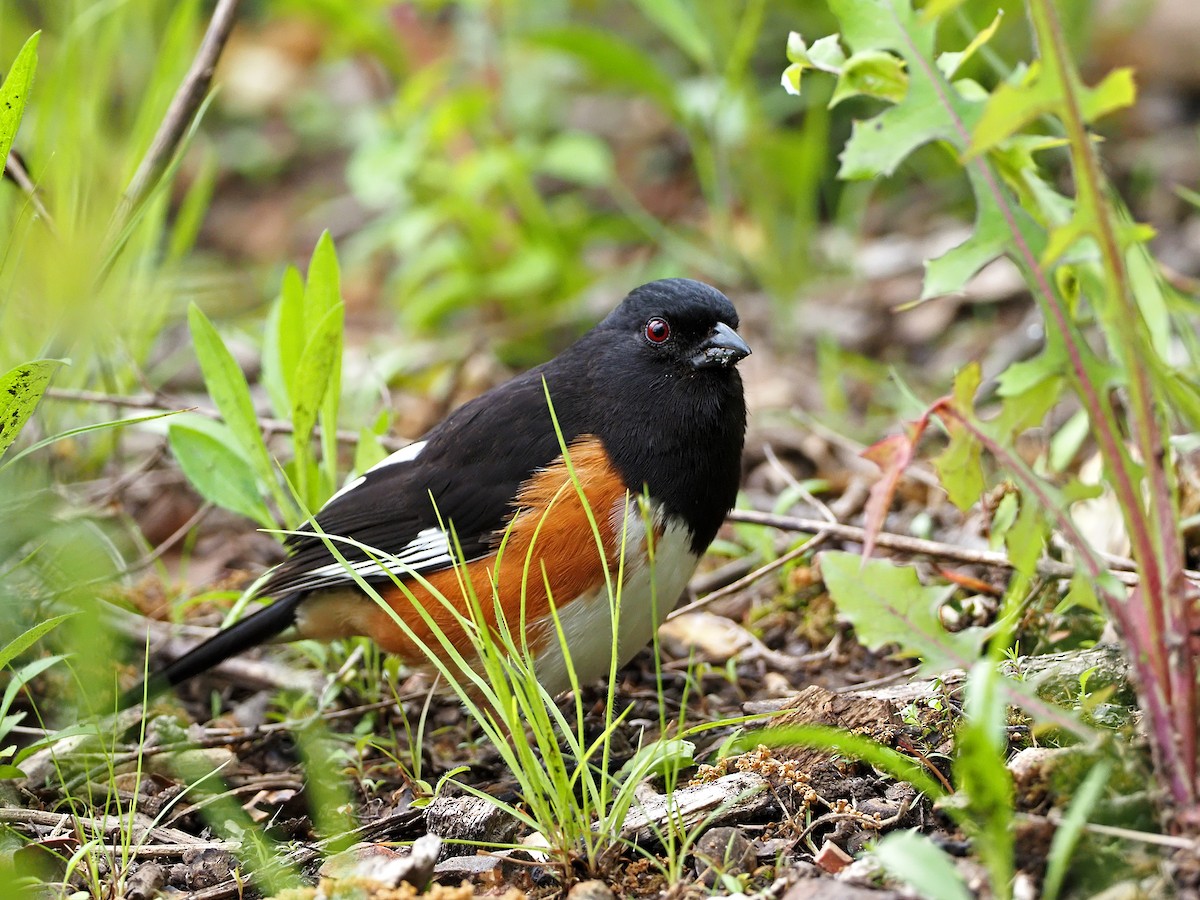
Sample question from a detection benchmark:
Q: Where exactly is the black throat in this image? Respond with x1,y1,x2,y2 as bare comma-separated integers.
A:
583,362,746,555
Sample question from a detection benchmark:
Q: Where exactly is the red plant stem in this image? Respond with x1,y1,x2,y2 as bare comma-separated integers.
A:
898,0,1195,812
1031,0,1195,803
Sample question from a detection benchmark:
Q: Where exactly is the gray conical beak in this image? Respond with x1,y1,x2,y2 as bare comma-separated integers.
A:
691,322,751,369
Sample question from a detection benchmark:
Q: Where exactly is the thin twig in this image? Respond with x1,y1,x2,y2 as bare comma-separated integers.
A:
763,442,836,523
672,531,829,619
112,0,242,231
3,150,57,235
43,386,408,450
726,509,1200,588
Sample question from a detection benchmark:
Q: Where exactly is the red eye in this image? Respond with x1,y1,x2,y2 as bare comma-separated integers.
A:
645,317,671,344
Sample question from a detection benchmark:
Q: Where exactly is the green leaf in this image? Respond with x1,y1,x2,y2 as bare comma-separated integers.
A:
168,418,273,527
290,304,343,455
1124,245,1170,359
2,655,66,727
530,27,679,112
969,64,1136,160
936,11,1003,80
1005,493,1045,578
874,830,972,900
955,664,1015,893
802,34,847,72
0,33,39,164
933,364,985,510
819,551,987,674
0,359,62,460
538,132,613,187
304,234,345,495
996,345,1067,397
831,50,907,107
272,266,306,417
782,32,845,94
186,304,279,498
1042,762,1112,900
994,374,1063,437
629,0,712,69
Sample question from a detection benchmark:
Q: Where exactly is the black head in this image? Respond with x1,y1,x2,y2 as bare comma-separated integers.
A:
594,278,750,373
562,278,749,553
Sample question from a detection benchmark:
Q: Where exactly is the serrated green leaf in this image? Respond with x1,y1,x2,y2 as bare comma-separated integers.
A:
169,420,273,527
970,64,1136,161
934,428,985,511
934,364,985,510
995,345,1067,397
831,50,907,107
819,551,986,673
994,374,1063,437
1005,493,1045,578
968,62,1058,158
838,99,947,179
937,11,1003,80
0,33,39,165
1049,408,1091,472
1081,67,1136,122
0,359,62,460
919,221,1007,301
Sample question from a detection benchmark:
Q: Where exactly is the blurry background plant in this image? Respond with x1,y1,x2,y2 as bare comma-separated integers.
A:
3,0,1200,892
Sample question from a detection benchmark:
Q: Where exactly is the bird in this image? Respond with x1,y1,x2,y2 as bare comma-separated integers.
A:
132,278,749,704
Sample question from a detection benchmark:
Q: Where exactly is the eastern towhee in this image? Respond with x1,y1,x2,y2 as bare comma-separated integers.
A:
134,278,749,702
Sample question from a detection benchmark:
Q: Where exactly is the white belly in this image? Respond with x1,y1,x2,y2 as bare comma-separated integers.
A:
531,513,698,696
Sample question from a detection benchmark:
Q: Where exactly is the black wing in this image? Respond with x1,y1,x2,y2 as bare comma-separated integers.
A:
257,364,589,598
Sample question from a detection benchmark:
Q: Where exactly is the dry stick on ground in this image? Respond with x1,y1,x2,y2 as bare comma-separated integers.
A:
3,150,57,235
726,508,1200,587
43,387,407,451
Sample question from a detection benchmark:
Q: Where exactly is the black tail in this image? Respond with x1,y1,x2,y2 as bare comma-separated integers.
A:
122,593,306,708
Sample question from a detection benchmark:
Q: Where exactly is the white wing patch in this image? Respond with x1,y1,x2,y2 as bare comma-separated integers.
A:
325,440,429,504
282,526,455,593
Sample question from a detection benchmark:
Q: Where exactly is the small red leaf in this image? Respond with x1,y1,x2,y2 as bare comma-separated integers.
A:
860,431,917,561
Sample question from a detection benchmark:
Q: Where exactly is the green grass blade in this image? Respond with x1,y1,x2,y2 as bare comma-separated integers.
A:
0,614,72,671
0,408,179,472
1041,761,1112,900
874,830,972,900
